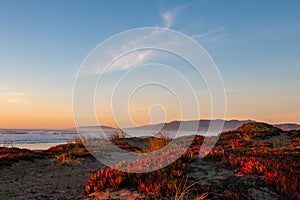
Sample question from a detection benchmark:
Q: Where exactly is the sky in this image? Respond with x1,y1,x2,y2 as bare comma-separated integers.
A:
0,0,300,129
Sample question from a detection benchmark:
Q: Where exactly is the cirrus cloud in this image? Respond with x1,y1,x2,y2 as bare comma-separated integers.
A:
161,4,190,29
191,27,230,41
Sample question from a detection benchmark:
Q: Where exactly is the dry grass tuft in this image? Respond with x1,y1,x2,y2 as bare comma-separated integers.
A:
109,129,127,140
194,192,209,200
148,132,171,152
50,137,89,165
172,176,199,200
53,152,80,165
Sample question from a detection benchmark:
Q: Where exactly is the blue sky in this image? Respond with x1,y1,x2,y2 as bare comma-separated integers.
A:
0,0,300,128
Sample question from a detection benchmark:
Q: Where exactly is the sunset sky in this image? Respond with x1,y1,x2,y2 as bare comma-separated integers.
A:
0,0,300,129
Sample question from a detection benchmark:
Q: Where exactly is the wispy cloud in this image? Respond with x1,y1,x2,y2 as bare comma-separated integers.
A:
83,4,194,75
108,4,191,71
161,4,190,28
110,50,153,71
80,31,160,75
191,27,229,41
162,10,176,29
103,31,159,73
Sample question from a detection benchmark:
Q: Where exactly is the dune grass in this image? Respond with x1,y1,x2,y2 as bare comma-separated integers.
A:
47,137,90,165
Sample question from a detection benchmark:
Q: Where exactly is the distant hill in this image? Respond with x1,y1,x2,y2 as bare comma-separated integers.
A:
75,125,116,130
274,123,300,131
126,119,255,133
126,119,300,133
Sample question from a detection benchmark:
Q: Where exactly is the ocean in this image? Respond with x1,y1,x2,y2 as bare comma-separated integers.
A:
0,129,78,150
0,128,211,150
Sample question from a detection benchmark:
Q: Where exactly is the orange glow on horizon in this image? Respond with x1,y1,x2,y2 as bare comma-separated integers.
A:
1,115,300,129
0,98,299,129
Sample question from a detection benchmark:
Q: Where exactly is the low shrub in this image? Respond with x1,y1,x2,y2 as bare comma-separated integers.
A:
85,147,198,199
217,148,300,199
0,147,43,165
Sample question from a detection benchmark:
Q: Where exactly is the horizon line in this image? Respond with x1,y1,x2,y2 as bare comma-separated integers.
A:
1,118,299,130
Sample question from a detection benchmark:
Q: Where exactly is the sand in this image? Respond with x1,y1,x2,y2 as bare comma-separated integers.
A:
0,156,285,200
0,157,103,200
